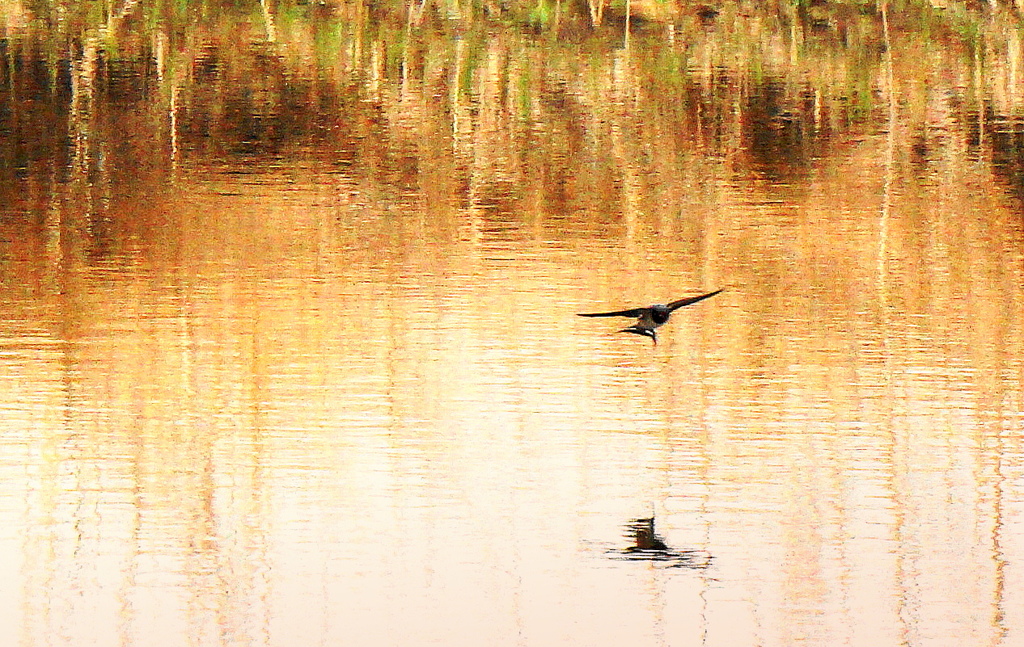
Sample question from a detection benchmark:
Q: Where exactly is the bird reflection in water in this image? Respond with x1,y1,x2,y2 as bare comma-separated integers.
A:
629,516,669,550
608,516,712,569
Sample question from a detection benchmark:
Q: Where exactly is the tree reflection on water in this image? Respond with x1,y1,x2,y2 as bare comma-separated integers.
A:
3,0,1024,216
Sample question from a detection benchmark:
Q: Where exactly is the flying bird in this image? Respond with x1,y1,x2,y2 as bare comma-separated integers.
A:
577,288,723,343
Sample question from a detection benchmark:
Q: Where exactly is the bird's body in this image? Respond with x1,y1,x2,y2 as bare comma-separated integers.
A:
577,288,723,343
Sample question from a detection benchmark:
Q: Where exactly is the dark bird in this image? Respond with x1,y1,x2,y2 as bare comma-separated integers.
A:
577,288,723,343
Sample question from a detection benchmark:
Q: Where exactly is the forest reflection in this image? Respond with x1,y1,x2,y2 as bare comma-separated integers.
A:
4,0,1024,223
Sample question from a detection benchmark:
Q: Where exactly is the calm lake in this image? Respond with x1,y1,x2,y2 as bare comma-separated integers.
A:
1,3,1023,645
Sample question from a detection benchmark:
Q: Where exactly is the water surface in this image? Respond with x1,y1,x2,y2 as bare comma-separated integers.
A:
2,6,1024,646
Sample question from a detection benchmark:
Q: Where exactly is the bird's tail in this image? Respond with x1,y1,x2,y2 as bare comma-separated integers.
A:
619,326,657,343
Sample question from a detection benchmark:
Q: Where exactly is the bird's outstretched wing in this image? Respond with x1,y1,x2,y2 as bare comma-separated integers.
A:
666,289,724,312
576,307,646,318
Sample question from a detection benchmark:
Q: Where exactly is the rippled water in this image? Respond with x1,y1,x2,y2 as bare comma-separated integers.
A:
3,9,1024,645
3,146,1022,646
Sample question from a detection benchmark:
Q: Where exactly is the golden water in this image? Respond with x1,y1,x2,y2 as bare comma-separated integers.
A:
2,8,1024,646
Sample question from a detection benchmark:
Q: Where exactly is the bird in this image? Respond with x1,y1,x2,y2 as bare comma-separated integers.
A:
577,288,723,343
